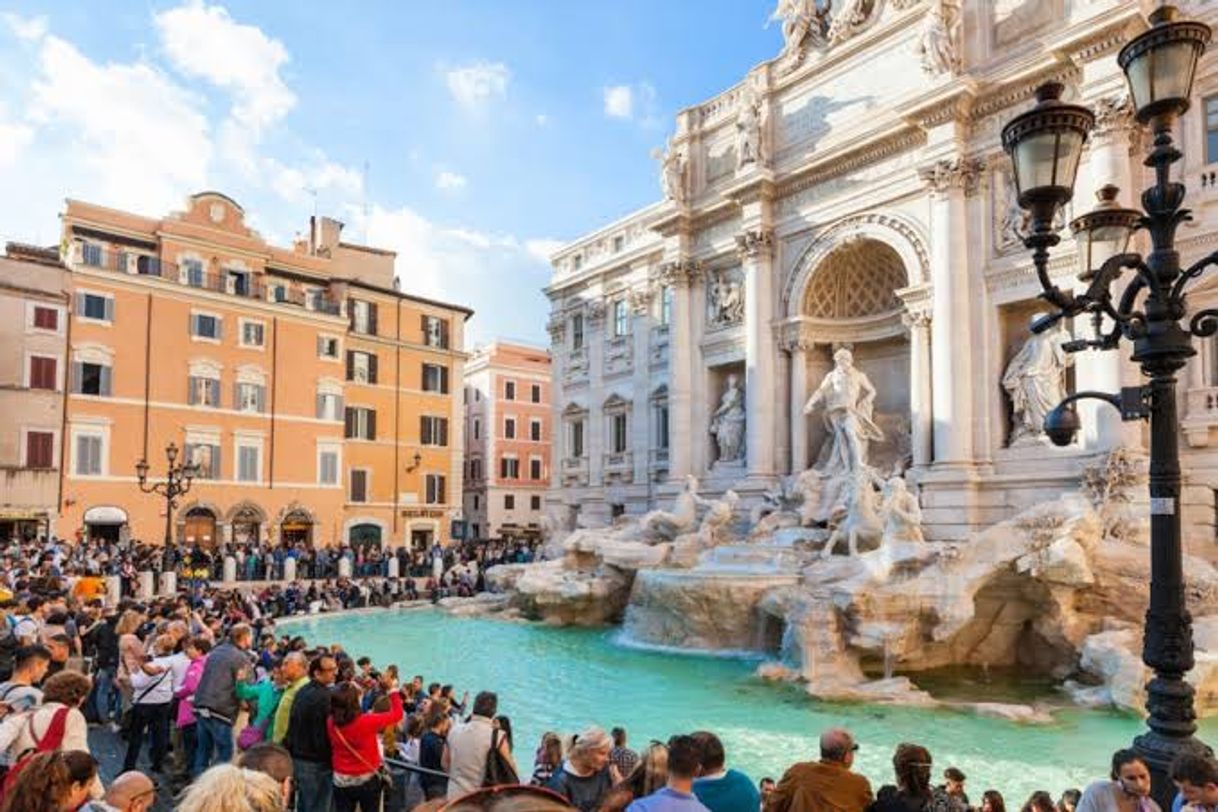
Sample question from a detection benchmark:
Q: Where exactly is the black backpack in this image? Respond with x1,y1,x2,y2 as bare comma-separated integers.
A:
0,624,17,682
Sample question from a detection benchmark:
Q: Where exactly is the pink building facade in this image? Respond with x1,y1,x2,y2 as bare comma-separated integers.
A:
462,341,551,541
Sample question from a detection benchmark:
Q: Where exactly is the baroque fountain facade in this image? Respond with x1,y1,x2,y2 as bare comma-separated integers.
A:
485,0,1218,718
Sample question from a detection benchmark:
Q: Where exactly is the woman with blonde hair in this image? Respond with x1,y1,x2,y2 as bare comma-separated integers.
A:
114,608,144,709
547,726,620,812
599,742,669,812
0,750,98,812
176,762,285,812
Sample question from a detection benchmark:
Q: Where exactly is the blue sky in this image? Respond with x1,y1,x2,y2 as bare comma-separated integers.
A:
0,1,781,344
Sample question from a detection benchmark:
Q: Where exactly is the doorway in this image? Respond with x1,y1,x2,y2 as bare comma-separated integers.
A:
183,507,218,549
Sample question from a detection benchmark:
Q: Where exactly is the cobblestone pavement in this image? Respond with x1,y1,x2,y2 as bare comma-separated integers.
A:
87,725,178,811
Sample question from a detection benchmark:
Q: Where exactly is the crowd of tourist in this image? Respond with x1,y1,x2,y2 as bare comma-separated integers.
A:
2,534,1218,812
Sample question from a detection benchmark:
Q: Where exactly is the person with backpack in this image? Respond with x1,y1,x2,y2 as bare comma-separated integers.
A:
2,671,101,801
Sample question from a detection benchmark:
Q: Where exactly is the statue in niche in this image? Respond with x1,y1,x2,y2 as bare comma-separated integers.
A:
1002,314,1073,446
655,137,688,205
880,476,924,544
917,0,961,76
710,375,746,464
803,348,884,475
771,0,829,62
638,474,704,540
707,271,744,326
735,77,768,169
998,169,1030,249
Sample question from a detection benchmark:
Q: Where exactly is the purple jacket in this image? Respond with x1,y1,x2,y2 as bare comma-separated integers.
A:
174,655,207,728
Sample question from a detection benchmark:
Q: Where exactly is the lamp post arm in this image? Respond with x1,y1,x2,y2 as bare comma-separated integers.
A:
1055,388,1151,423
1172,250,1218,300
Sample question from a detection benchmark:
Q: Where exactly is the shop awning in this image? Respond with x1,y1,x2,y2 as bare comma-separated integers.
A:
84,506,128,524
0,508,49,520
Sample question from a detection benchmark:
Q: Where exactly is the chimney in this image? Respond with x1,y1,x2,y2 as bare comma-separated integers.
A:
309,215,345,258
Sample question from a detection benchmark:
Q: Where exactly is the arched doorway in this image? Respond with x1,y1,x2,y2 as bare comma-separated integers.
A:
183,507,218,549
281,508,314,547
83,505,127,544
229,502,265,545
349,522,382,550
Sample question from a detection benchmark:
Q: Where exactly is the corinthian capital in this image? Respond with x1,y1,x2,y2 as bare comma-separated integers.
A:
658,258,701,288
901,309,932,330
919,156,984,196
735,228,774,261
628,287,653,315
1091,94,1136,143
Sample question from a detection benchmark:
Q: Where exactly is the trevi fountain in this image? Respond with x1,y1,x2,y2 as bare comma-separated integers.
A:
483,0,1218,733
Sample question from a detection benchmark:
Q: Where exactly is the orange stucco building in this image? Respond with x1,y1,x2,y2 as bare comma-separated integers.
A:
53,192,470,550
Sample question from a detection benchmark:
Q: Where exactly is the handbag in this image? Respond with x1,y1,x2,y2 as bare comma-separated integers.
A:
121,669,169,740
482,728,519,788
333,724,393,792
237,717,268,750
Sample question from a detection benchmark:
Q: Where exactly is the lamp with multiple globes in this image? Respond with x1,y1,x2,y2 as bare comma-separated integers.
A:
1002,5,1214,804
135,442,198,548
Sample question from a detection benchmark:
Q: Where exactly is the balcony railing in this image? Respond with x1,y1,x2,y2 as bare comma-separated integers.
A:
74,244,342,315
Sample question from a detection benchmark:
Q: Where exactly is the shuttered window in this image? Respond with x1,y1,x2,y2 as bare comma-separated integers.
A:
422,364,449,393
350,469,368,503
235,382,266,413
190,313,222,340
346,351,378,384
425,474,446,505
530,458,543,480
422,315,450,349
29,356,56,390
76,293,113,322
187,376,221,407
316,392,343,421
420,416,449,446
74,434,103,475
26,432,54,469
72,362,112,397
344,407,376,440
184,443,221,479
33,307,58,330
319,451,339,485
237,445,260,482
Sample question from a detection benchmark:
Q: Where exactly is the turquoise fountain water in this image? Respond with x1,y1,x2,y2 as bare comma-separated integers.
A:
282,609,1218,803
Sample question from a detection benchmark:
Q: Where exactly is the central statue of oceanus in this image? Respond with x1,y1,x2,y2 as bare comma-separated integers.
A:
803,348,883,474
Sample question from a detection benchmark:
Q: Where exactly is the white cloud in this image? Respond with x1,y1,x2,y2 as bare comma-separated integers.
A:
525,238,564,264
268,155,363,205
355,204,553,342
27,34,212,216
535,113,549,126
604,81,660,126
445,61,510,110
435,170,467,191
3,13,47,41
603,84,633,119
0,107,33,169
154,0,295,135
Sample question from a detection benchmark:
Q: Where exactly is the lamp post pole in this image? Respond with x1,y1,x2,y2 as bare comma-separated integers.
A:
135,442,198,549
1001,7,1213,804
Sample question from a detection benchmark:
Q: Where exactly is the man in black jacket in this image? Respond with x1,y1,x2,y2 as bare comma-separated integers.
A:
284,653,337,812
82,606,120,727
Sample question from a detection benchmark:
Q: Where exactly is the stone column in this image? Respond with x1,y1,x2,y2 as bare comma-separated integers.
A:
284,556,298,582
920,158,982,466
586,300,607,487
1077,94,1141,451
386,556,398,579
137,570,155,599
222,556,236,584
785,328,810,473
661,260,698,480
105,575,121,607
630,286,654,485
738,228,777,478
338,556,352,578
158,570,176,597
904,311,934,468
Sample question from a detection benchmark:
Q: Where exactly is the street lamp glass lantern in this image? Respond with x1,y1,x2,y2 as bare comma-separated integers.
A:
1069,185,1142,281
1118,6,1211,125
165,443,179,464
135,458,149,482
1001,82,1095,231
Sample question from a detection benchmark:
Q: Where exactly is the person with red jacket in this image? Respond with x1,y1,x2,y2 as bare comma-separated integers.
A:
326,679,403,812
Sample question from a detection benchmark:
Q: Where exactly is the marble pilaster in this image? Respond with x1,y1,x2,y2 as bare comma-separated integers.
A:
738,228,778,478
920,157,982,466
660,259,699,480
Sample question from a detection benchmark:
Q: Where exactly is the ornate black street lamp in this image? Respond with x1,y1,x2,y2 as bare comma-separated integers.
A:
1002,6,1212,802
135,442,199,548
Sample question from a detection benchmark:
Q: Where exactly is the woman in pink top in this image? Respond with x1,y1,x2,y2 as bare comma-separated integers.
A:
173,637,211,778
